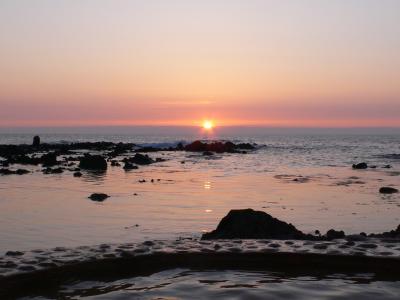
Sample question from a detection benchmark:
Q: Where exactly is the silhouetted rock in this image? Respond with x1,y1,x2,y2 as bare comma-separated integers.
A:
0,168,29,175
88,193,109,201
352,162,368,169
110,160,121,167
41,152,58,167
131,153,154,165
379,187,399,194
5,251,24,256
32,136,40,147
326,229,345,240
15,169,29,175
123,162,138,170
42,167,63,174
185,140,255,153
236,143,255,150
368,224,400,238
79,154,107,170
73,171,82,177
202,151,214,156
383,165,392,169
202,209,308,240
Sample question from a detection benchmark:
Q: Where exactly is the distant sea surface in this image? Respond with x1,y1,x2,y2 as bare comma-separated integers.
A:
0,126,399,252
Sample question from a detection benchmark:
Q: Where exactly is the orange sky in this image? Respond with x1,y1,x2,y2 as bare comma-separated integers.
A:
0,1,399,127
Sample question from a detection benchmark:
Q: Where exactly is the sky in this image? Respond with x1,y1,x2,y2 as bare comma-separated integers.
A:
0,0,399,127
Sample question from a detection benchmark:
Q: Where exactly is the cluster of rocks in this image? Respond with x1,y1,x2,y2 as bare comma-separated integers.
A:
201,209,400,241
0,137,258,177
184,140,255,154
352,162,392,169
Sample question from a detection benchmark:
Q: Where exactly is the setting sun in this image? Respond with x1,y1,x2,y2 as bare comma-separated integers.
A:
202,120,214,130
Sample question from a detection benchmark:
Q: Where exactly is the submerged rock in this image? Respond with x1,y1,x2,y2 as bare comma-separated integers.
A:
88,193,109,202
202,209,308,240
79,154,107,170
352,162,368,169
379,187,399,194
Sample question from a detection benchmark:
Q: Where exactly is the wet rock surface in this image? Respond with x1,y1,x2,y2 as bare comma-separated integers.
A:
0,236,399,280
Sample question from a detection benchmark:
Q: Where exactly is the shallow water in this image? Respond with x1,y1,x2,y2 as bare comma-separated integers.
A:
0,130,399,253
20,268,400,300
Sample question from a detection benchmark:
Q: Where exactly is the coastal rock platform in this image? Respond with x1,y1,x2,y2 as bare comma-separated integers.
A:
1,237,399,298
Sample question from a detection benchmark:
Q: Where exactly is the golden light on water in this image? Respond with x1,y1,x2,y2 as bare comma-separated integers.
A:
202,120,214,130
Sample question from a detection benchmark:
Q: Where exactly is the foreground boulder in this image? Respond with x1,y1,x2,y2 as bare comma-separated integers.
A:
202,209,308,240
88,193,109,201
379,187,398,194
79,154,107,170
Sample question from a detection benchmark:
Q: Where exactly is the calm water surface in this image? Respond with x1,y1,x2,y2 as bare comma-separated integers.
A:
21,269,400,300
0,129,399,253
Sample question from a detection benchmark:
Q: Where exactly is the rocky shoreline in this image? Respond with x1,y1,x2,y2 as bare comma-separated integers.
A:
0,138,257,177
0,210,399,288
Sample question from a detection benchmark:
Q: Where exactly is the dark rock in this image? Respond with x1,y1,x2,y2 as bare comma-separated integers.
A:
130,153,154,165
110,160,121,167
41,152,58,167
0,168,14,175
236,143,256,150
73,171,82,177
369,224,400,238
326,229,345,240
184,140,254,153
202,209,308,240
352,162,368,169
42,167,64,174
0,168,29,175
383,165,392,169
79,154,107,170
15,169,29,175
203,151,214,156
358,243,378,249
32,135,40,147
6,251,24,256
379,187,398,194
88,193,109,202
123,162,138,170
18,265,36,272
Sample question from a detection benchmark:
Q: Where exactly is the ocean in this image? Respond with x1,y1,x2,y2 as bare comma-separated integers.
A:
0,126,399,299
